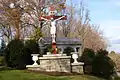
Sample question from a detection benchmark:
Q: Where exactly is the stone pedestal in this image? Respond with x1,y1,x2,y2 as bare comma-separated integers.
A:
70,52,84,74
39,54,71,72
26,54,40,71
26,65,41,71
26,54,84,74
71,62,84,74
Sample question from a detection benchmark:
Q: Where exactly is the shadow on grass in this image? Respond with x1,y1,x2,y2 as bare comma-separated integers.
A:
26,70,81,76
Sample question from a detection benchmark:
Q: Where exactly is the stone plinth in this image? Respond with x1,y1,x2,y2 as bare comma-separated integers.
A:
43,54,67,57
26,54,84,74
71,62,84,74
26,65,42,71
39,54,71,72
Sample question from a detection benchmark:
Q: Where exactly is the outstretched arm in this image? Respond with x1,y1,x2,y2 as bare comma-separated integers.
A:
40,17,50,22
55,16,65,21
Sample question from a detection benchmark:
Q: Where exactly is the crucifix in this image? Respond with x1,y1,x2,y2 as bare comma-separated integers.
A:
40,5,67,54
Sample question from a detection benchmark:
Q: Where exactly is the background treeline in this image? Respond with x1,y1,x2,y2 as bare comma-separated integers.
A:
0,0,107,52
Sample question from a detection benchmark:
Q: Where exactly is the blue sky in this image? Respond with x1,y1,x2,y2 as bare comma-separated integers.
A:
67,0,120,52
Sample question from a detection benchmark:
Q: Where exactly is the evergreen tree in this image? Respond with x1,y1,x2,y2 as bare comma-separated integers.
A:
0,40,6,55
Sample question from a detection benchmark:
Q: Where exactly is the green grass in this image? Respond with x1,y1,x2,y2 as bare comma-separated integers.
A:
69,75,106,80
0,70,106,80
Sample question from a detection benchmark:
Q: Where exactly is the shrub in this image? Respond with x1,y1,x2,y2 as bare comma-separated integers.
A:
43,44,52,55
63,47,74,56
4,39,26,69
25,39,40,65
80,48,95,74
0,56,5,66
110,51,116,54
114,77,120,80
80,48,95,63
63,47,74,63
0,40,6,56
43,44,59,54
25,39,40,54
92,49,115,79
109,53,120,73
0,66,12,71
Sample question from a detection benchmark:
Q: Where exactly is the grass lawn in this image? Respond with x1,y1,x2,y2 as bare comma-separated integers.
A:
0,70,106,80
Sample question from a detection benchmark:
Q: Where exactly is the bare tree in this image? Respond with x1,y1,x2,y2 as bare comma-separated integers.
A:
0,0,107,50
20,0,66,39
0,0,65,41
73,1,90,52
56,0,75,38
0,0,22,39
73,1,107,52
109,53,120,72
84,25,107,51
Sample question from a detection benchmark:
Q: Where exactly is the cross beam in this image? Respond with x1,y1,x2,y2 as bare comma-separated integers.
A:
40,15,67,21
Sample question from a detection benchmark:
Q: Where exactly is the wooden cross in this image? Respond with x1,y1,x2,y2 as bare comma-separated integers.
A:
39,6,67,54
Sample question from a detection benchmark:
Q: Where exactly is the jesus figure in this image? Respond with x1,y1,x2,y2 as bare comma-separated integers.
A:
50,18,56,42
40,16,65,43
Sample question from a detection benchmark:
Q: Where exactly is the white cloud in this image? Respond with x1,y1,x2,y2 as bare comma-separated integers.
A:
107,44,120,52
98,20,120,39
99,19,120,52
115,2,120,6
113,36,120,40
